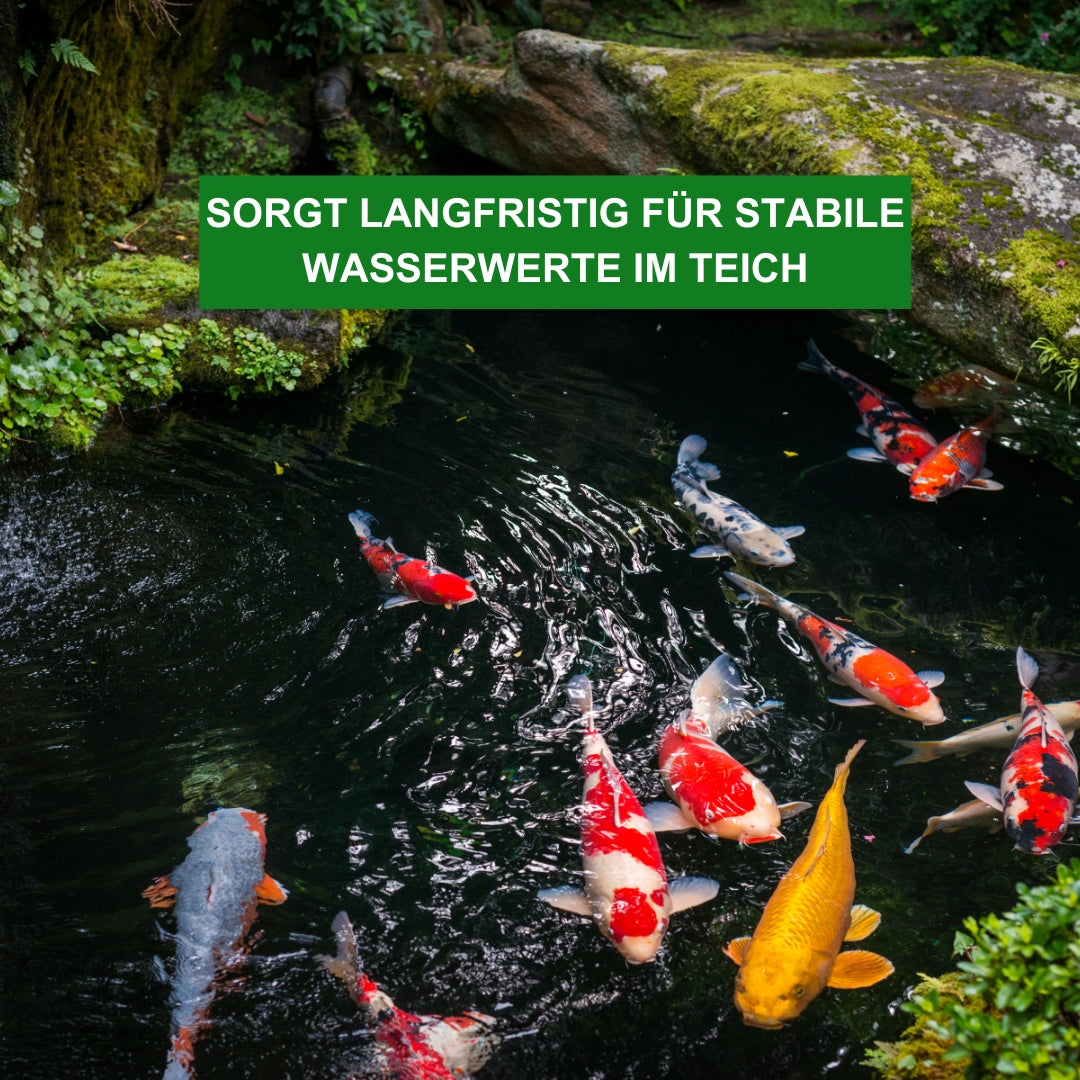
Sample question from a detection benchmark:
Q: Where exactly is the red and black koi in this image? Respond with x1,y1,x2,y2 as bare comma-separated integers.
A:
350,510,477,610
644,654,811,844
320,911,499,1079
799,339,938,469
538,675,718,963
965,648,1079,855
725,571,946,726
143,808,288,1080
902,414,1003,502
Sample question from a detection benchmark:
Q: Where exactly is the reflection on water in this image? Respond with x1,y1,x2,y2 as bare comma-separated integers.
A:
3,308,1080,1079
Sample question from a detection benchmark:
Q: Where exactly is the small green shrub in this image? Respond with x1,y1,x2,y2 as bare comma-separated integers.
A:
893,860,1080,1080
879,0,1080,73
1030,337,1080,401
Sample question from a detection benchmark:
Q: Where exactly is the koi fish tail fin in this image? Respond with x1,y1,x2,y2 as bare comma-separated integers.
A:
691,652,751,735
319,910,360,986
348,510,380,542
797,338,833,376
891,739,941,766
565,674,597,732
723,570,781,613
1016,646,1039,691
676,435,722,480
832,739,866,791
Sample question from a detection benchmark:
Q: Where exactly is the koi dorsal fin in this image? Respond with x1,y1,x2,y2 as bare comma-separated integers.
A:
723,937,752,966
142,875,178,908
254,873,289,905
827,950,894,989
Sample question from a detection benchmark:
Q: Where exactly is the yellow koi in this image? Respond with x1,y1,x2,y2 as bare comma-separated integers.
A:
723,740,893,1029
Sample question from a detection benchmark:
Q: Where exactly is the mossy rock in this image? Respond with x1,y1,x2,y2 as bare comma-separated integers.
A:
169,86,312,176
85,254,200,330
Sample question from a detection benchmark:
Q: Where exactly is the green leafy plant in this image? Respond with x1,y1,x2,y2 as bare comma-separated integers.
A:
1031,336,1080,400
890,860,1080,1079
49,39,100,74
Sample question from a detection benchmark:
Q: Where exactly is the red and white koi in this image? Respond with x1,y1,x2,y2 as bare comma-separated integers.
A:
965,648,1079,855
320,911,499,1080
350,510,477,610
902,414,1003,502
725,571,946,726
538,675,718,963
799,339,938,470
143,808,288,1080
644,654,811,845
672,435,804,567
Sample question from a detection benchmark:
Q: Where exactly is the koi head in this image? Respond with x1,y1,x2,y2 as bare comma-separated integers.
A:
733,962,812,1029
607,886,670,964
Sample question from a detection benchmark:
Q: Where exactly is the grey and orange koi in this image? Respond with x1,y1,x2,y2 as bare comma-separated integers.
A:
538,675,718,964
902,414,1003,501
672,435,804,567
725,571,946,726
320,911,499,1079
965,648,1079,855
143,808,288,1080
903,798,1003,854
350,510,477,610
644,654,811,845
799,339,938,469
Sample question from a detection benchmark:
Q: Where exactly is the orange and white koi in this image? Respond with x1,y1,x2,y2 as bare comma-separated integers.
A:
644,654,811,845
799,339,938,469
350,510,477,610
320,911,499,1079
902,414,1003,501
723,741,893,1029
893,700,1080,765
143,808,288,1080
903,798,1003,854
672,435,804,567
538,675,719,963
725,571,946,726
965,648,1079,855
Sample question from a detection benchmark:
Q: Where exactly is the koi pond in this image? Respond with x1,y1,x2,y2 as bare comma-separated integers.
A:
4,307,1080,1079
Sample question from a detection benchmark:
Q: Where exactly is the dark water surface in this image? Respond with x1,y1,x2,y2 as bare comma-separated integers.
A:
4,308,1080,1080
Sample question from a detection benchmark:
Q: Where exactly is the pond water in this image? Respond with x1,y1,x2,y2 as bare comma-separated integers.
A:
4,307,1080,1080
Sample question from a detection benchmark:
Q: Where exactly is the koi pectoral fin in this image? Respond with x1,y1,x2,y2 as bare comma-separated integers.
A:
254,873,289,905
964,477,1004,491
846,447,888,463
778,801,813,820
915,670,946,689
668,876,719,913
689,544,734,560
774,526,805,540
827,950,894,989
142,875,178,908
845,905,882,942
537,886,592,918
964,781,1004,811
723,936,751,966
382,594,419,609
828,696,878,707
643,801,697,833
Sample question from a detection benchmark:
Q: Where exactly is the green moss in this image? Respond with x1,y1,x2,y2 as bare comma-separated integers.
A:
865,973,971,1079
85,254,199,326
991,230,1080,341
321,118,380,175
169,86,308,176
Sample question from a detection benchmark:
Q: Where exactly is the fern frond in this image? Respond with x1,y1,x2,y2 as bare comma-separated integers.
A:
50,39,100,75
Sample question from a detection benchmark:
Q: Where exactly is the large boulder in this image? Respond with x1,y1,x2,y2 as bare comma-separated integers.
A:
361,30,1080,393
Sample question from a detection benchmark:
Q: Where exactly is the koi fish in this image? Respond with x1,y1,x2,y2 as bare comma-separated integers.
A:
902,415,1003,501
538,675,719,963
893,700,1080,765
903,798,1003,854
799,339,938,469
319,911,499,1079
143,808,288,1079
672,435,804,567
724,741,892,1029
965,647,1079,855
349,510,477,610
725,571,946,726
912,365,1016,410
644,654,811,844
